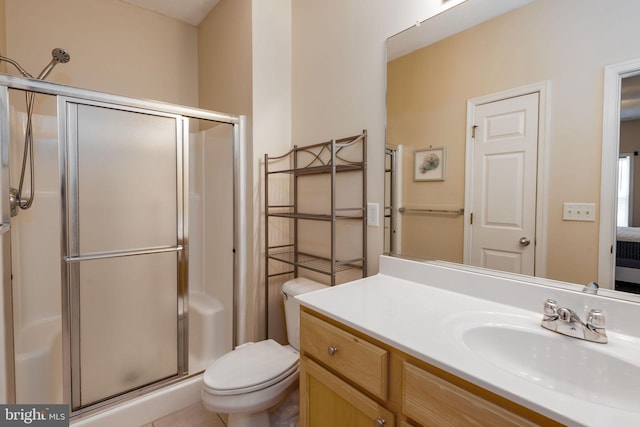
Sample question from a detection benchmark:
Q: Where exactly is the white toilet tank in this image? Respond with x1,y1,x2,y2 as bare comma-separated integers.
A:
282,277,327,350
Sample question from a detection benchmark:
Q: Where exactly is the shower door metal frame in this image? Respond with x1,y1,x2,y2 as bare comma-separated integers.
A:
59,97,189,413
0,84,16,404
0,74,249,414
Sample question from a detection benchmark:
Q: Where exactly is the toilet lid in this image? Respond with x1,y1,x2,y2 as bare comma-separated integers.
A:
203,339,299,395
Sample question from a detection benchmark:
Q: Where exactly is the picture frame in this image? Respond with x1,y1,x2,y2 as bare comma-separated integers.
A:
414,147,446,181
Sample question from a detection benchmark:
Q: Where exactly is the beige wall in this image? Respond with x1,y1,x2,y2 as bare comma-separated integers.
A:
387,0,640,284
198,0,295,343
198,0,252,116
4,0,198,106
251,0,292,342
291,0,454,274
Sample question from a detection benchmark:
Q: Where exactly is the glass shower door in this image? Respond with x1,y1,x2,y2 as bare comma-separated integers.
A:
61,100,187,411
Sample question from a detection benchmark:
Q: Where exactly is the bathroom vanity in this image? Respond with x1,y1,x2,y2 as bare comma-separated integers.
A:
296,256,640,426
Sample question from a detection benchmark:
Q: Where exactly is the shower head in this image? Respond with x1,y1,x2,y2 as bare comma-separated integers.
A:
36,48,71,80
51,48,71,64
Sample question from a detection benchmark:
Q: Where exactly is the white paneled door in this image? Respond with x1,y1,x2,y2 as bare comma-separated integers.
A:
469,92,539,275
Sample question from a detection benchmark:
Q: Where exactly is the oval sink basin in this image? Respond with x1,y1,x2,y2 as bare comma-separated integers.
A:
445,312,640,412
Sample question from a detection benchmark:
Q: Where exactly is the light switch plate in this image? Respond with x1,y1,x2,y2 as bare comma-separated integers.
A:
563,203,596,222
367,203,379,227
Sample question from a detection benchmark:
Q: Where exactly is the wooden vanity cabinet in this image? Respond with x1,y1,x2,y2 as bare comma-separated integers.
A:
299,307,563,427
300,356,395,427
402,361,540,426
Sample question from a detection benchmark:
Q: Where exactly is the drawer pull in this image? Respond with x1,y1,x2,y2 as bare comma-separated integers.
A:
327,345,338,356
374,418,387,427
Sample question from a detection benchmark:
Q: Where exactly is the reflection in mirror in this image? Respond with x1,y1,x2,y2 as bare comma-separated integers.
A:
384,145,398,255
385,0,640,295
615,75,640,293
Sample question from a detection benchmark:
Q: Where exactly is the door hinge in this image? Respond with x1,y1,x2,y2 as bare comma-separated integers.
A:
471,125,478,139
470,212,473,225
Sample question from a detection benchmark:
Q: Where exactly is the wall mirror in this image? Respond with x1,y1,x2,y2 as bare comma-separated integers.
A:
384,0,640,298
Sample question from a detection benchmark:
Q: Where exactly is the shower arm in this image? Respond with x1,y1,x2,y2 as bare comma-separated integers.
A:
37,60,59,80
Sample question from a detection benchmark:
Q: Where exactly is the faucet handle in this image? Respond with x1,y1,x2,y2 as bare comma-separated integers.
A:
543,299,558,316
587,309,606,329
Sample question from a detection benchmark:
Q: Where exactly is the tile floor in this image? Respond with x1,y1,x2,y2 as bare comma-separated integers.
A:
141,403,226,427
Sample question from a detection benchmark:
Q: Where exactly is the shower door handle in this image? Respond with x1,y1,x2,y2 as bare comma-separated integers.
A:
63,245,183,263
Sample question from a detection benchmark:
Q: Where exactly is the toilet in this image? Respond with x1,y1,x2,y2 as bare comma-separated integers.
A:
201,277,327,427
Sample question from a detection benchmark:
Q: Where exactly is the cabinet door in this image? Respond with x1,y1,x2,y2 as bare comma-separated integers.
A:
403,361,537,427
300,356,395,427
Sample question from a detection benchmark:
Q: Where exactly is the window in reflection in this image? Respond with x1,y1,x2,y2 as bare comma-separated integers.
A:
618,154,633,227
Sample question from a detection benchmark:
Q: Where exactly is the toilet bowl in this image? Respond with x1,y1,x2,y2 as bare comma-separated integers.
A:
201,277,327,427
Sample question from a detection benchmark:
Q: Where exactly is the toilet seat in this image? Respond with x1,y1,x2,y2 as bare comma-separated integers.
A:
203,339,299,396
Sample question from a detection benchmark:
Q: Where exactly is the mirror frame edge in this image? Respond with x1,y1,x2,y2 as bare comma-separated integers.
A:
599,58,640,289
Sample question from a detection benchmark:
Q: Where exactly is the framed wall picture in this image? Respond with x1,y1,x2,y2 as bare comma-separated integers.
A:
414,147,446,181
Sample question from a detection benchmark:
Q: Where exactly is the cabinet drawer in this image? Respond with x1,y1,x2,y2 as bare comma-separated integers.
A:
402,361,537,427
300,310,388,400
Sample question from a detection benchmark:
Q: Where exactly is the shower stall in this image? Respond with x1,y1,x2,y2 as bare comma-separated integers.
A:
0,73,248,419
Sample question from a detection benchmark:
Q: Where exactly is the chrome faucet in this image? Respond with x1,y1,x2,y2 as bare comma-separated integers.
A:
541,299,607,344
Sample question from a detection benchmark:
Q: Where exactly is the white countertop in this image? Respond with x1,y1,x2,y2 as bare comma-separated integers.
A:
295,256,640,427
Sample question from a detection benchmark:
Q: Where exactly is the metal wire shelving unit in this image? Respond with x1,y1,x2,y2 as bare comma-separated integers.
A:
264,130,367,292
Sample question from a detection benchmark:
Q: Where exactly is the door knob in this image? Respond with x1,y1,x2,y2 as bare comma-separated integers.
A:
519,237,531,246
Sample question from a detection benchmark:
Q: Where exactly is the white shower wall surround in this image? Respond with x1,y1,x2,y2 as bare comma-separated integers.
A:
187,124,234,373
10,110,61,331
9,107,63,404
0,74,248,424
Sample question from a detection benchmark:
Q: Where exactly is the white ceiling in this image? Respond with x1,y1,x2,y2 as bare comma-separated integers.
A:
120,0,219,26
